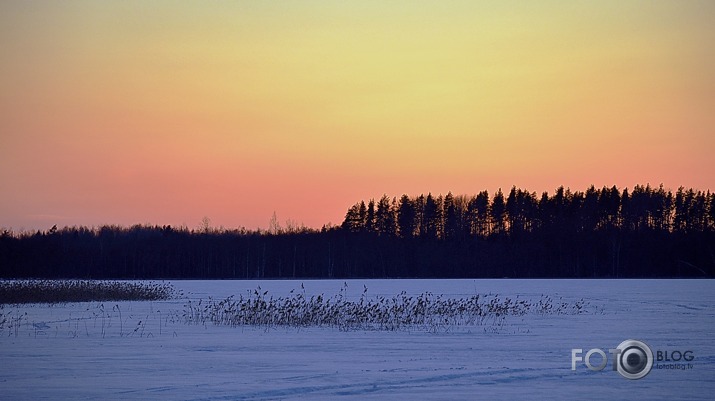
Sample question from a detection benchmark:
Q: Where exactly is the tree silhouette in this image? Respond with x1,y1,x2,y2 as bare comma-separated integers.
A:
375,195,394,236
423,193,441,239
444,192,458,240
397,195,416,238
491,189,506,236
365,199,376,233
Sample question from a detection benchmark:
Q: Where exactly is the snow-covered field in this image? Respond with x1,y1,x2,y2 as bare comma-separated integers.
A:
1,279,714,400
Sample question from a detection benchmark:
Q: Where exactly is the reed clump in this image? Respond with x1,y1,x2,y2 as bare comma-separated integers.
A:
184,284,590,332
0,280,176,304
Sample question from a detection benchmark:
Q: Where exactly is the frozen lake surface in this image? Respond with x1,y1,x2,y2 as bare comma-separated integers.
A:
1,279,714,400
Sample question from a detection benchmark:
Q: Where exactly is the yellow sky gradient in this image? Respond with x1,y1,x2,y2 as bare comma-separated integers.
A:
1,1,714,230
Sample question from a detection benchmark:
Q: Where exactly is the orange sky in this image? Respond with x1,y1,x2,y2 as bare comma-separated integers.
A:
1,1,714,231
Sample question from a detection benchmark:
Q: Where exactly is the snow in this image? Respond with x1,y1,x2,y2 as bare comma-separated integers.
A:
1,279,714,400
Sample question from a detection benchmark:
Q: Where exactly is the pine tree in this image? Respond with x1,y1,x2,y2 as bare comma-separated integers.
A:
375,195,392,236
491,189,506,236
423,193,441,239
475,190,490,237
366,199,376,233
397,195,416,238
342,203,362,232
444,192,458,240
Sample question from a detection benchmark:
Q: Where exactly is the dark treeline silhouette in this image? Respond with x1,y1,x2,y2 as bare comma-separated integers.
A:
1,184,714,279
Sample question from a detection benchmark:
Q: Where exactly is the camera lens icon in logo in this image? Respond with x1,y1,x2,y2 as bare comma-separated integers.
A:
615,339,653,379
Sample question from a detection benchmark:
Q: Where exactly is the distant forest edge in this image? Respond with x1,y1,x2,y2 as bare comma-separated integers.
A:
2,184,714,279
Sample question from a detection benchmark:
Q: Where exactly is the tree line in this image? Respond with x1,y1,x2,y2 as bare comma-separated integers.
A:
342,185,714,238
1,184,713,279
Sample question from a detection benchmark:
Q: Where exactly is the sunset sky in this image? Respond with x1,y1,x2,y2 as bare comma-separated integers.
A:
1,1,714,231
